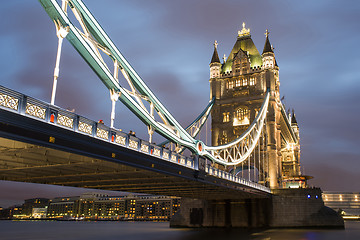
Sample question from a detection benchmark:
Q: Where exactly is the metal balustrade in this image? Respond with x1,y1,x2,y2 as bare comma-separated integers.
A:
205,165,271,193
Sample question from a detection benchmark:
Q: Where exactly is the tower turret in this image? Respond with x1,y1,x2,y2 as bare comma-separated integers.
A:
291,109,300,140
262,29,277,69
209,40,221,79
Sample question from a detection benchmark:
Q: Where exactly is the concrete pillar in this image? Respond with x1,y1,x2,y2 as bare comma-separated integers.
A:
170,189,344,229
170,198,271,228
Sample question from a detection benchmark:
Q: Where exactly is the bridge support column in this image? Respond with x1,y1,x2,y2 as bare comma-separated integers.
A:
170,188,344,229
170,198,271,228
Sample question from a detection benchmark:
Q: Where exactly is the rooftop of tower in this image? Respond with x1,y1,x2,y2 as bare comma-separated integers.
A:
263,29,274,54
210,40,221,64
221,23,263,73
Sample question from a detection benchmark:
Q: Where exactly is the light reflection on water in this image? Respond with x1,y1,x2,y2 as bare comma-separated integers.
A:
0,220,358,240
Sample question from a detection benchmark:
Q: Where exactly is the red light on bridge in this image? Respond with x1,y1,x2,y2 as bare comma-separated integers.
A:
50,113,55,123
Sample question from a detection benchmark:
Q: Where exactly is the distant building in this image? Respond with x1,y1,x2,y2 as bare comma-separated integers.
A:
10,206,24,219
47,196,79,219
0,206,11,219
134,195,180,220
46,192,180,220
323,192,360,220
76,193,126,219
21,198,49,217
32,208,48,219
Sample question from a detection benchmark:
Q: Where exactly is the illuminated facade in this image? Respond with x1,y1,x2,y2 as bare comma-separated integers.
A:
323,192,360,219
135,196,180,220
46,193,180,220
210,24,303,188
11,198,49,219
47,196,79,219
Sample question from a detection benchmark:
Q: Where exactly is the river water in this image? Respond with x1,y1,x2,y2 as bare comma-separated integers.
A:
0,220,359,240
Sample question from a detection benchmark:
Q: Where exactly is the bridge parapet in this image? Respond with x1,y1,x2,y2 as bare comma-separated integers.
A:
0,85,195,168
205,165,270,193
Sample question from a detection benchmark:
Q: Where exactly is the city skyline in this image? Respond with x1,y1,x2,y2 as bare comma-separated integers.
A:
1,0,360,207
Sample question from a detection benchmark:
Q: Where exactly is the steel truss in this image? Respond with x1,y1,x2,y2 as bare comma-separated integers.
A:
39,0,270,166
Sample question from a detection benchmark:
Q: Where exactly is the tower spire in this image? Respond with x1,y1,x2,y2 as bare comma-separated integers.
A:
210,40,220,64
263,29,273,54
291,109,298,125
209,40,221,79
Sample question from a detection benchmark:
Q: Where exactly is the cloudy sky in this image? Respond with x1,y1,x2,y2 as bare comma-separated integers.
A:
1,0,360,207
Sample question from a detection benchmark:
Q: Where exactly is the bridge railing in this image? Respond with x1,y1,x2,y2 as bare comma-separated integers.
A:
0,85,195,169
205,165,271,193
0,85,270,193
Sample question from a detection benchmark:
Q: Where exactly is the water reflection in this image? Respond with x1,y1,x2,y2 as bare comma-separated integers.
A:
0,221,355,240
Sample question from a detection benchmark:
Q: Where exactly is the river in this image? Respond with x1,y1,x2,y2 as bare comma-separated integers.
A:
0,220,359,240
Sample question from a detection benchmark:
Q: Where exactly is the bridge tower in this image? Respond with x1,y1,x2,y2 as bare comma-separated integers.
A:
209,24,300,189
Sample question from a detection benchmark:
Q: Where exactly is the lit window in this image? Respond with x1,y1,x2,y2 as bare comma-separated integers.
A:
236,107,248,120
242,78,248,86
233,107,250,126
228,81,233,89
249,77,255,86
222,112,230,122
220,131,228,145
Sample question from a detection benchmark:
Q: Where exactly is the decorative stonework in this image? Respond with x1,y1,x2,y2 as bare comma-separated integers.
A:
57,114,74,128
153,148,161,157
25,103,46,119
141,144,149,153
78,121,92,135
0,93,19,110
238,22,250,37
129,139,138,149
115,135,126,146
162,151,169,160
96,128,108,139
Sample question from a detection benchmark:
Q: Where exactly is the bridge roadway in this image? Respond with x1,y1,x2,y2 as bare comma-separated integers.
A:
0,85,270,200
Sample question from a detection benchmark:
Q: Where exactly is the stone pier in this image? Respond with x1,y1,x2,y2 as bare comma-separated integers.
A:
170,188,344,228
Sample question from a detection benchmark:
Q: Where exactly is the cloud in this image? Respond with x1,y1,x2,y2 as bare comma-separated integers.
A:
1,0,360,202
305,162,360,192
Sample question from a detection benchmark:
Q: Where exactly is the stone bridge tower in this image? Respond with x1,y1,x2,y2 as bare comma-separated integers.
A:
209,24,301,189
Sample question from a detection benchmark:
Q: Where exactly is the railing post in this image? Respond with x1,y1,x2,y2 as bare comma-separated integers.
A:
19,95,27,115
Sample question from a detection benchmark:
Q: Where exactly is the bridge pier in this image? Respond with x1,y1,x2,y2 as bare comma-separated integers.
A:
170,188,344,228
170,197,271,228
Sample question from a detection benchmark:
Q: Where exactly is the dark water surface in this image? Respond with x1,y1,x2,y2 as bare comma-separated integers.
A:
0,220,359,240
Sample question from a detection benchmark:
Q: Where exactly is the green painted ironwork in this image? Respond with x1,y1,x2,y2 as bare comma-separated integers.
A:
38,0,270,166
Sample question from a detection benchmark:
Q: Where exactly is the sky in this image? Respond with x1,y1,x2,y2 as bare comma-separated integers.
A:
0,0,360,207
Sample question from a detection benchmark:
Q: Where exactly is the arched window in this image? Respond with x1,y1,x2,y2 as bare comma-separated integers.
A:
233,107,250,126
236,107,248,120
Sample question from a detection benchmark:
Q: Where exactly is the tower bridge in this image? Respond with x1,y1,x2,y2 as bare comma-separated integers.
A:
0,84,269,199
0,0,343,228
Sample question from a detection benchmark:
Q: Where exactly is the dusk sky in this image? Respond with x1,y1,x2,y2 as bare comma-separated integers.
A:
1,0,360,207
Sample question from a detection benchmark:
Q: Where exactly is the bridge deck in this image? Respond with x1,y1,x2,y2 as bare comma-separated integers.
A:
0,85,270,199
